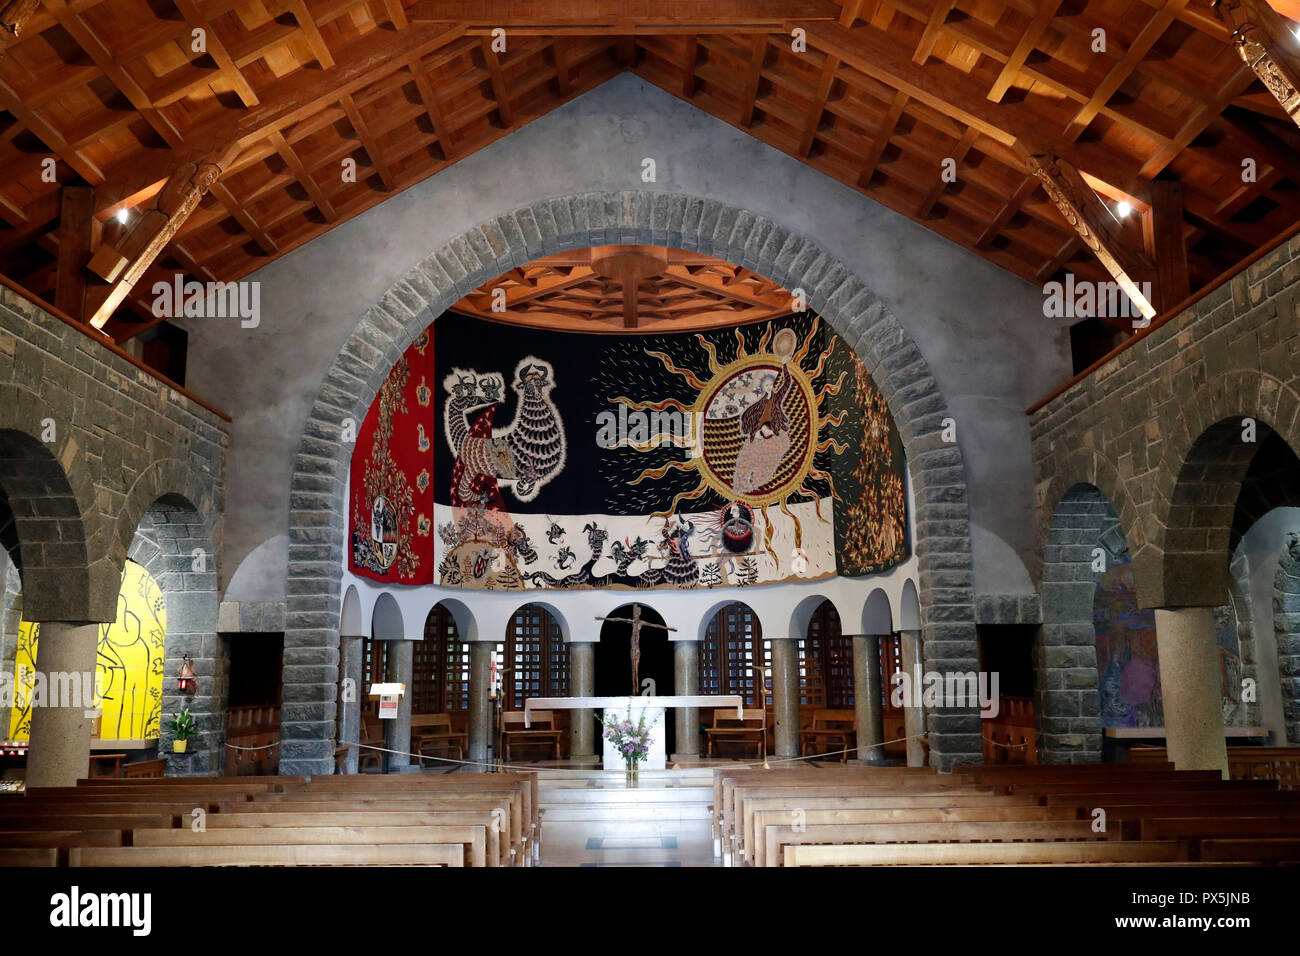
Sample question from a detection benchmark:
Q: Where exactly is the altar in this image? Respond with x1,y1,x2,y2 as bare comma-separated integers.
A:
523,696,743,770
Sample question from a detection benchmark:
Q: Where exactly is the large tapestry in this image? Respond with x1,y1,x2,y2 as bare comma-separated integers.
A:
8,560,166,740
347,312,910,591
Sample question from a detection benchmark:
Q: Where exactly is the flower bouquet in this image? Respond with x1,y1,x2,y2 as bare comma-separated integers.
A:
600,707,659,782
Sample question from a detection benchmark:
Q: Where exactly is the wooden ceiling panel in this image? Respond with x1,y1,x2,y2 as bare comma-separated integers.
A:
2,0,1298,342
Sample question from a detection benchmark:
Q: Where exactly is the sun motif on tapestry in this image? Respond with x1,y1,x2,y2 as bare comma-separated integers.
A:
612,319,848,562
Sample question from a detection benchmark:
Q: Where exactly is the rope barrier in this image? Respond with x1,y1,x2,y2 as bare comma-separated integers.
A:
334,728,935,774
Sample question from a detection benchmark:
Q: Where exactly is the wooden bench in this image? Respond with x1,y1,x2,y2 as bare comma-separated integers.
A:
798,709,856,762
707,709,767,760
782,840,1192,866
70,844,465,867
132,824,489,867
121,759,167,778
500,711,562,761
412,713,469,763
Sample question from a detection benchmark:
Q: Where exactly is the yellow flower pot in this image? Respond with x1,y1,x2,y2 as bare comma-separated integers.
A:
172,739,188,754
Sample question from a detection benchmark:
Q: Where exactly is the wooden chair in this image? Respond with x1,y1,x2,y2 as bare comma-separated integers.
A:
799,709,856,762
500,711,562,761
357,714,384,772
121,759,167,779
706,709,767,759
88,754,126,778
412,713,468,763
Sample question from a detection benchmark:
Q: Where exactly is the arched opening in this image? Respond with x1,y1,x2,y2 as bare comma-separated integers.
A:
698,601,765,757
281,194,977,775
125,494,226,776
595,603,673,754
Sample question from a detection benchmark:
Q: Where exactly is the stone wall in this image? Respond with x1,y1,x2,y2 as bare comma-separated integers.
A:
129,505,225,775
1031,233,1300,612
275,191,987,774
0,283,227,625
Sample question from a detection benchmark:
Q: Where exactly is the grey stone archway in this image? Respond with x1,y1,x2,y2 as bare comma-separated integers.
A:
278,190,980,774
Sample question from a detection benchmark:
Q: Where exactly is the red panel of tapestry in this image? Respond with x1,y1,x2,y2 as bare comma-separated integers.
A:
348,329,435,584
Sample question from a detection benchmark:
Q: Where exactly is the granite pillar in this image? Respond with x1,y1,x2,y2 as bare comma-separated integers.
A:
468,641,494,765
1154,607,1229,776
338,634,363,774
673,639,701,759
25,622,99,788
900,629,926,767
769,637,799,759
383,639,413,772
569,641,595,759
853,634,886,764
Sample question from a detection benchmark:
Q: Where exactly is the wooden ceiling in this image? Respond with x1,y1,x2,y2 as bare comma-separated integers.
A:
452,246,796,332
1,0,1299,345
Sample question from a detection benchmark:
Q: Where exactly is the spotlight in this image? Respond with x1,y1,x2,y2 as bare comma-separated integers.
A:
116,208,129,224
1115,201,1132,218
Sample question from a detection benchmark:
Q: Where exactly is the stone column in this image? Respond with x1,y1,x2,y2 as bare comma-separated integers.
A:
1154,607,1229,776
569,641,595,760
25,622,99,789
853,635,886,764
383,639,413,772
338,635,363,774
673,639,700,759
900,629,926,767
468,641,494,765
769,637,799,759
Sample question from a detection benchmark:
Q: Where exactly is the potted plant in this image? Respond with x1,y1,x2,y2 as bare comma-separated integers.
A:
169,709,196,754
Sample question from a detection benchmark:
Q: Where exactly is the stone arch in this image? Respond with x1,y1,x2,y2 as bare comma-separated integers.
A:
280,191,978,774
125,491,224,776
788,592,836,641
863,588,893,635
0,384,103,622
340,585,364,638
1033,447,1142,587
1036,482,1130,764
899,579,920,632
1143,371,1300,609
371,592,405,640
1274,540,1300,743
430,596,478,643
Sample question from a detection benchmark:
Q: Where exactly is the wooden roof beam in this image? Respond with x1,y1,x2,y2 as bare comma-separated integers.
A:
1214,0,1300,130
797,53,839,154
739,34,768,127
171,0,260,107
341,95,397,191
0,0,39,55
406,0,841,31
917,126,978,218
912,0,956,64
1143,179,1191,313
856,89,908,187
988,0,1064,102
1023,148,1157,321
480,37,517,126
85,144,241,330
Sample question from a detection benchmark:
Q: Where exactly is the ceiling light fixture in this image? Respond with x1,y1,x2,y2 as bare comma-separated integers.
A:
1115,201,1132,218
116,208,129,224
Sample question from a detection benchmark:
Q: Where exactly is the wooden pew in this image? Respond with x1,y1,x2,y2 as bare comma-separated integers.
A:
132,825,488,867
749,805,1085,866
0,848,59,867
412,713,468,762
782,840,1192,866
70,844,465,867
765,819,1113,868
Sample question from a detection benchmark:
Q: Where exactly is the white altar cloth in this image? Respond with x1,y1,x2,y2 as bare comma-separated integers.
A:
524,696,743,770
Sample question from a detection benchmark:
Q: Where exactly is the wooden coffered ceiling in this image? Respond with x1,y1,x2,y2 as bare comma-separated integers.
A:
452,246,796,332
1,0,1299,345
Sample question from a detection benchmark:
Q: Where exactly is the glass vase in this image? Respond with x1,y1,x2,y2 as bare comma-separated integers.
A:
625,760,638,784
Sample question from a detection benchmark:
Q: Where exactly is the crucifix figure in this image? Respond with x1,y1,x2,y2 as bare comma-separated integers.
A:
594,605,677,694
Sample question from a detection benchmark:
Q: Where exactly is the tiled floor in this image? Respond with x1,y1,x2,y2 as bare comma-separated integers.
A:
535,767,720,867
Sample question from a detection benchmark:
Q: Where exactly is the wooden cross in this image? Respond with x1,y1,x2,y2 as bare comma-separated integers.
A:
594,605,677,694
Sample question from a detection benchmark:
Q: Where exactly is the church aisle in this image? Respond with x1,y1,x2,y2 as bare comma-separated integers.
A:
536,768,720,867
